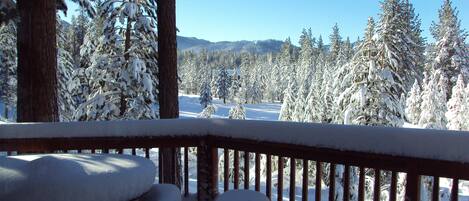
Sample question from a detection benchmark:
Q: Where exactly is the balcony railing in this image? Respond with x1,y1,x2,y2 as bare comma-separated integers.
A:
1,119,469,201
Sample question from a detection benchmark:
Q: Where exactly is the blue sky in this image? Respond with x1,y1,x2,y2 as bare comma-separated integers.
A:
64,0,469,45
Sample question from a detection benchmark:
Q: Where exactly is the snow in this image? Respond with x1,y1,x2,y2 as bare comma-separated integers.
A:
140,184,181,201
2,117,469,165
216,190,269,201
179,94,280,120
0,154,156,201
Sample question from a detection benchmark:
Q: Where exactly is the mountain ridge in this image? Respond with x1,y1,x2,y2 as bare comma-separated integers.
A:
177,36,285,54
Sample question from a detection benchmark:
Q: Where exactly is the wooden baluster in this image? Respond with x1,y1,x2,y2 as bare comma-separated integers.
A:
132,148,136,155
103,149,109,154
433,176,440,201
255,153,261,192
91,149,95,154
145,148,150,159
244,151,250,190
266,154,272,200
358,167,365,201
374,169,381,201
159,148,163,184
224,148,230,192
184,147,189,196
390,172,397,201
234,150,239,190
302,159,308,201
344,165,350,201
77,149,82,153
405,172,420,201
278,156,284,201
316,161,322,201
117,148,123,154
329,163,336,201
451,179,459,201
290,158,296,201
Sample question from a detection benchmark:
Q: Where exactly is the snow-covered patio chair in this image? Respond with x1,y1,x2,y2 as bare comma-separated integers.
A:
0,154,181,201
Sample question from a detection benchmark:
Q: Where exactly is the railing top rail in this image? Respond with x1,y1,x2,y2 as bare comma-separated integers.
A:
1,119,469,164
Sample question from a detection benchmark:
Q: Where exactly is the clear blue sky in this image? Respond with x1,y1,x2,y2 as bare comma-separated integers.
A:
64,0,469,44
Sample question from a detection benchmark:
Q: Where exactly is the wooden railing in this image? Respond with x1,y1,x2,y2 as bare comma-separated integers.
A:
1,119,469,201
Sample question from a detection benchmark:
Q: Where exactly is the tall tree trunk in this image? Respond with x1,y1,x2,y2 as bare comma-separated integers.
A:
16,0,58,122
157,0,181,188
120,17,132,117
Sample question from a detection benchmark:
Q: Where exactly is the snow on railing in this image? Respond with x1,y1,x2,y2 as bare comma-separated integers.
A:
1,118,469,163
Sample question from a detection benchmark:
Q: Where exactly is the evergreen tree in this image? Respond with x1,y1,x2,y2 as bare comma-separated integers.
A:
199,78,212,109
228,103,246,120
279,81,296,121
430,0,468,98
216,67,229,104
418,70,448,129
445,74,467,130
0,21,16,120
405,79,422,124
198,104,216,119
329,23,342,65
75,0,158,120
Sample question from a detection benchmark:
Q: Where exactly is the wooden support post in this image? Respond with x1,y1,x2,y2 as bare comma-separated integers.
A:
197,142,218,201
157,0,180,187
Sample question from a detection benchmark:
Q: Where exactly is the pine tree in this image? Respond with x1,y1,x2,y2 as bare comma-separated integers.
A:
405,79,422,124
199,78,212,109
57,18,77,121
377,0,421,93
198,104,216,119
430,0,468,98
328,23,342,65
75,0,158,120
445,74,467,130
228,103,246,120
418,70,447,129
279,81,296,121
216,67,229,104
0,21,16,120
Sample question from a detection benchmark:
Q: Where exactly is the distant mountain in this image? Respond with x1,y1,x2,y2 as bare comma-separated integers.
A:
177,36,284,54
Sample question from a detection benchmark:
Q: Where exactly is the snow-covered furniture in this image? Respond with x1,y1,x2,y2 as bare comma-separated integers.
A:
0,154,156,201
139,184,182,201
215,190,269,201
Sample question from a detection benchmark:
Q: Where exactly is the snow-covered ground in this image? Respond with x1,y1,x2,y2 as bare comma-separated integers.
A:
179,94,281,121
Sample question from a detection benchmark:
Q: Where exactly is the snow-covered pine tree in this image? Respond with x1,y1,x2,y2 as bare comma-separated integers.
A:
279,80,296,121
0,21,16,120
66,10,89,68
445,74,467,130
198,104,216,119
405,79,422,125
228,103,246,120
278,38,295,100
328,23,342,65
75,0,158,120
430,0,468,98
57,18,77,121
377,0,420,93
292,82,308,122
199,78,212,109
216,67,229,104
418,70,448,129
229,70,241,102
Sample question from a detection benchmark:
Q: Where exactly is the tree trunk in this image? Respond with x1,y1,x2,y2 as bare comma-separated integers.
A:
16,0,58,122
120,17,132,117
4,105,8,120
157,0,181,187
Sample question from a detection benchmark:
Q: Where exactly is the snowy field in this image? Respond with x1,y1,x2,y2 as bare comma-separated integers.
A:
179,94,281,121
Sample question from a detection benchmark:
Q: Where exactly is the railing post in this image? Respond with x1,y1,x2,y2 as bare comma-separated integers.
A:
197,139,218,201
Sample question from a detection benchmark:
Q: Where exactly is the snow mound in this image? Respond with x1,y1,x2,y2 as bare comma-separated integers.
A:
0,154,156,201
216,190,269,201
140,184,182,201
